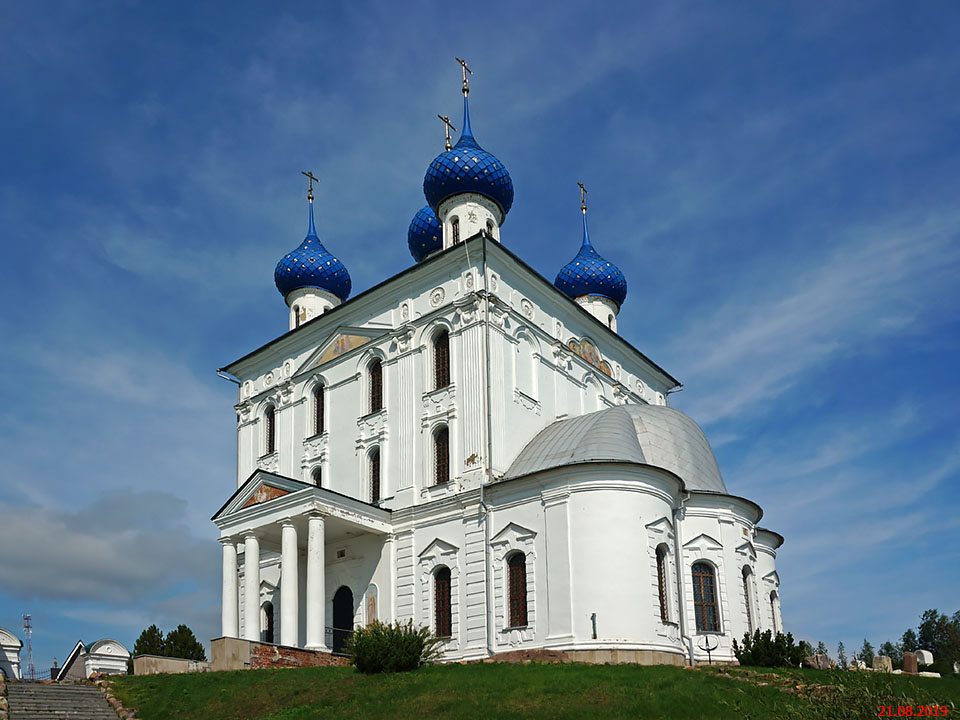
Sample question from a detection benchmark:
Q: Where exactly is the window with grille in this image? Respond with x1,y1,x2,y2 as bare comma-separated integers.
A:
692,562,719,632
656,545,669,622
313,384,325,435
770,592,778,632
434,427,449,485
451,217,460,244
434,566,452,637
264,406,276,455
507,552,528,628
369,360,383,413
742,568,754,634
370,449,381,503
434,331,450,389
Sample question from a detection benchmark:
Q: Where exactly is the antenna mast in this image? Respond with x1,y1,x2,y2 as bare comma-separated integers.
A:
23,614,34,679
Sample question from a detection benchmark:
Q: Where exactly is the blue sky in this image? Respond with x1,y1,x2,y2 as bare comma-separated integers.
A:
1,1,958,669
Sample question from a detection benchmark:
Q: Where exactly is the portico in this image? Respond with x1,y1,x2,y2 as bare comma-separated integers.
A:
213,471,392,653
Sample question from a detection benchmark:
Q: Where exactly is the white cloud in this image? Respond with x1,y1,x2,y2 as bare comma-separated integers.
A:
0,491,217,605
670,209,960,425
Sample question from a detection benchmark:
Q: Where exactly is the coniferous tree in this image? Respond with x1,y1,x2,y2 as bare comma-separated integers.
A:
901,628,919,654
857,638,875,667
815,641,830,658
837,641,848,670
132,625,166,657
164,625,207,661
878,641,902,669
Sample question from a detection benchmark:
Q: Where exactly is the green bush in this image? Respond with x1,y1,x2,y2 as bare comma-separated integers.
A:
347,620,444,674
733,629,806,668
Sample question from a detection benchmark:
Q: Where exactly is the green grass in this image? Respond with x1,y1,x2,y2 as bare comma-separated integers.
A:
110,662,960,720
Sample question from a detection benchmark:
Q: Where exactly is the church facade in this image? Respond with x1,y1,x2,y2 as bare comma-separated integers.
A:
212,68,783,666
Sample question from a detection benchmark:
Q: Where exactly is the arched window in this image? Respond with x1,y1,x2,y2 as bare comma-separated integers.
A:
486,220,494,236
656,545,669,622
507,552,528,628
293,305,301,328
434,426,449,485
313,383,325,435
434,566,452,637
311,467,322,487
264,405,276,455
742,567,754,634
608,314,615,329
369,360,383,413
770,591,779,633
692,562,720,632
433,330,450,389
451,216,460,244
261,601,274,644
370,448,381,503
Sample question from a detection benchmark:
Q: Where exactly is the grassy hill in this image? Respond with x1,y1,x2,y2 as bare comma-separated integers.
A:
110,663,960,720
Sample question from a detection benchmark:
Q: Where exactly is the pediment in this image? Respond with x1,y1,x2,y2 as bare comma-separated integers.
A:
88,639,128,657
683,532,723,551
736,541,757,561
242,484,292,509
0,627,20,648
418,538,459,561
295,326,384,375
645,516,672,536
212,470,311,521
762,570,780,585
491,521,536,546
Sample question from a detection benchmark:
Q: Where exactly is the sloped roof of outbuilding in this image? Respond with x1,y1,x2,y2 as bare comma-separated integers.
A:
505,404,726,493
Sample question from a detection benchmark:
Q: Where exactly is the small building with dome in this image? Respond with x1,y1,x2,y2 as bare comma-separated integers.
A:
210,63,784,668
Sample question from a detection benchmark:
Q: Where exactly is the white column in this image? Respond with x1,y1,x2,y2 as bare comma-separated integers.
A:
220,538,239,638
280,520,299,647
305,514,327,650
243,532,261,642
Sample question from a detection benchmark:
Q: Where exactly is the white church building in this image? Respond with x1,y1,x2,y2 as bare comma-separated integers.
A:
212,67,784,667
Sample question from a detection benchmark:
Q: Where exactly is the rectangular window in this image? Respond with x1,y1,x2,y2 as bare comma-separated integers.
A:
434,428,449,485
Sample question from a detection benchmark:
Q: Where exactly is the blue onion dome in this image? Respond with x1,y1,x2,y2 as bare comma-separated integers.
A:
554,209,628,307
423,95,514,219
408,205,443,262
274,197,351,301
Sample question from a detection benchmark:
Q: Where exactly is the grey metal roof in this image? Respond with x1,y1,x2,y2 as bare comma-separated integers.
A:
505,404,727,493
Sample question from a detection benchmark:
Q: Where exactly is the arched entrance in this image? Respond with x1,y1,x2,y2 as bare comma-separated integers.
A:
332,586,354,654
261,601,274,644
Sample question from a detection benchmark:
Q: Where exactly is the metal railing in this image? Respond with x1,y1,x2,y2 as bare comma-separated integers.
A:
325,626,354,656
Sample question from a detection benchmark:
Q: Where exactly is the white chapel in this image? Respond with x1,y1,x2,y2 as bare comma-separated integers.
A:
211,65,784,667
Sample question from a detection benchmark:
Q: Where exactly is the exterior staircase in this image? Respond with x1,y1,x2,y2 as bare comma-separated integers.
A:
6,683,117,719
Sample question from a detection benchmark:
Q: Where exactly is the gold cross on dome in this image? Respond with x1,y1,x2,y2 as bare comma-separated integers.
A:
578,181,588,212
437,114,457,150
456,57,472,96
301,170,319,201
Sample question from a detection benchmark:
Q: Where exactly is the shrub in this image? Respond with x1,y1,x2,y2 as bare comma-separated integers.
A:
733,629,806,667
347,620,444,674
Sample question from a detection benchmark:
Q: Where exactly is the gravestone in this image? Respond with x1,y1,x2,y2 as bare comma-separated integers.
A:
873,655,892,673
953,661,959,674
916,649,933,666
902,651,918,675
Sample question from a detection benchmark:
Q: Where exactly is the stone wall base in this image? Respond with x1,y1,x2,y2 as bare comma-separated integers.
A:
564,649,687,666
210,637,350,672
